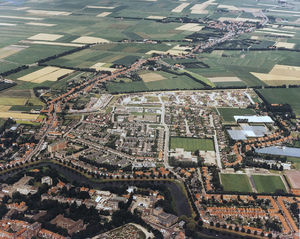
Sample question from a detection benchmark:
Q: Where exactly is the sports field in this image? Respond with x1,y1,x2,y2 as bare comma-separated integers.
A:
221,174,252,192
257,88,300,115
251,175,287,194
217,108,255,122
170,137,214,152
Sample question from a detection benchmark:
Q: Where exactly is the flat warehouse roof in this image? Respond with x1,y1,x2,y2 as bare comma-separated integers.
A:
234,115,273,123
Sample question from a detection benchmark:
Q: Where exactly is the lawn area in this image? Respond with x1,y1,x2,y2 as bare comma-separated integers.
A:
221,174,252,192
170,137,214,152
287,157,300,170
217,107,255,122
251,175,287,194
257,88,300,116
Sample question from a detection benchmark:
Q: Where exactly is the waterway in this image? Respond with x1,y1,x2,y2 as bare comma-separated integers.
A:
0,163,191,217
1,163,260,239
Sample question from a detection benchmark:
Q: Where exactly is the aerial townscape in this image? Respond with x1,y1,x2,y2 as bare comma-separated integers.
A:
1,0,300,238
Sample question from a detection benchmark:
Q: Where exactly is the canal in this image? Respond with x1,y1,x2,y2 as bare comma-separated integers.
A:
1,163,260,239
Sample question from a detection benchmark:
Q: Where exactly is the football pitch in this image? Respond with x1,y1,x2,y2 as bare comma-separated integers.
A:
217,107,255,122
221,174,252,192
251,175,287,194
170,137,214,152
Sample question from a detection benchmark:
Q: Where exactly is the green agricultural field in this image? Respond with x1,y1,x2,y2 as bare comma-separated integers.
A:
0,82,15,92
0,97,27,106
107,81,148,94
170,137,214,152
5,45,75,65
213,81,247,88
15,120,41,126
27,98,45,106
9,105,42,112
107,70,206,93
0,89,32,98
257,88,300,116
217,108,255,122
252,175,287,194
221,174,252,192
178,70,214,87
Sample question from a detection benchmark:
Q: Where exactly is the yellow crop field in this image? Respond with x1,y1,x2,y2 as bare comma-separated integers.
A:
146,16,166,19
173,45,193,50
26,22,57,27
251,64,300,85
72,36,110,44
0,15,43,20
28,41,84,47
97,12,112,17
28,33,64,41
0,112,38,120
274,42,295,49
146,50,166,55
187,25,204,31
19,67,60,82
90,62,117,72
0,105,12,112
269,64,300,77
0,23,16,26
140,73,166,82
175,23,199,31
0,46,26,59
86,6,115,9
27,10,71,16
171,3,190,13
32,69,74,83
209,77,241,82
255,31,294,37
190,0,215,14
166,49,187,55
218,4,240,10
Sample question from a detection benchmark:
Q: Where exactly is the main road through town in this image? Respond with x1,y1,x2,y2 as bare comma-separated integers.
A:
159,95,170,169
